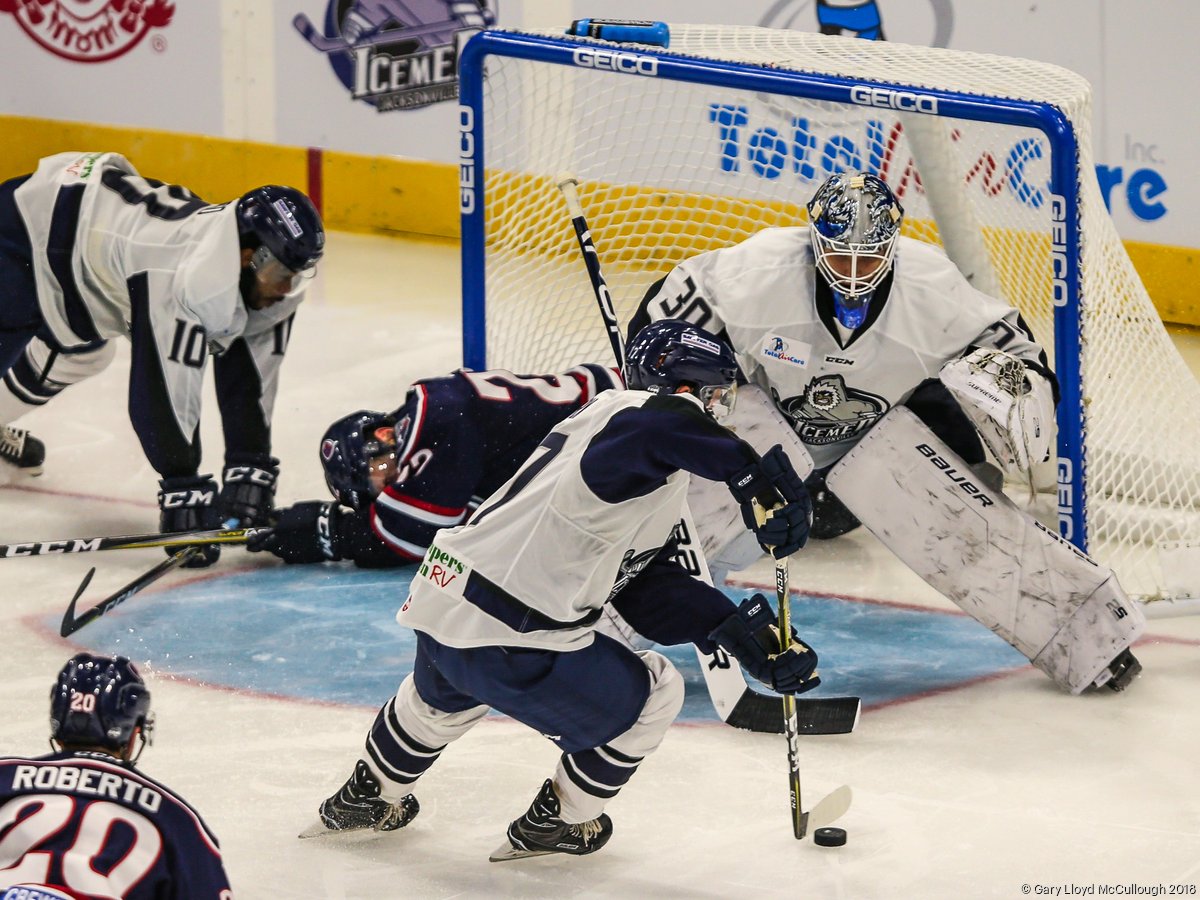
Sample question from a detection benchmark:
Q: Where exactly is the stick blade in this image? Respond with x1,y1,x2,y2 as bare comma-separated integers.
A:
59,568,97,637
802,784,853,837
724,693,862,735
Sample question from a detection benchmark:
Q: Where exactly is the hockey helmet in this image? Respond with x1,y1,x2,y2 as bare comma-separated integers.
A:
320,409,403,510
50,653,154,759
236,185,325,295
807,171,903,326
624,320,740,419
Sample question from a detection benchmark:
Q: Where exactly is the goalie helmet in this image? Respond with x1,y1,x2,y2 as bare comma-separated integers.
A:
320,409,402,510
807,171,903,329
236,185,325,295
624,320,740,419
50,653,154,759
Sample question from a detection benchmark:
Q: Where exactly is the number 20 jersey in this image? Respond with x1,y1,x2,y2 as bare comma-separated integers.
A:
0,751,232,898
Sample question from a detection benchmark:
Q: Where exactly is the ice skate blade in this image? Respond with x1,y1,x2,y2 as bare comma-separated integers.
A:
298,819,387,840
488,840,556,862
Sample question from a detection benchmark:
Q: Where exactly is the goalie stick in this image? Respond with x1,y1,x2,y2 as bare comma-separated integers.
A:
555,175,860,737
60,547,201,637
0,526,266,560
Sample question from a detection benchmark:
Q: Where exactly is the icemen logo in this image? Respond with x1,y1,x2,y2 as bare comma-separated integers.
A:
761,335,810,368
2,0,175,63
777,375,887,445
294,1,497,112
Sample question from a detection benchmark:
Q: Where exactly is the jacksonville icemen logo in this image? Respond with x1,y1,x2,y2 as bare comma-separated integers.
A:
293,0,497,112
606,547,660,601
776,374,888,445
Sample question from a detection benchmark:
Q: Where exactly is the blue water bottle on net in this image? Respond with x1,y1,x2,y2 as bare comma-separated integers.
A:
567,19,670,47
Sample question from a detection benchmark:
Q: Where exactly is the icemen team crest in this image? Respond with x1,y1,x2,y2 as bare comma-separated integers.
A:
776,374,888,445
1,0,175,62
294,0,497,112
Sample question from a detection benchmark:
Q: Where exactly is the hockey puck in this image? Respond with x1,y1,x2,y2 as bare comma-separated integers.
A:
813,827,847,847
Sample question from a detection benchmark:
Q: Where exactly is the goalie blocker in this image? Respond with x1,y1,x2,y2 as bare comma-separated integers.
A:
826,407,1142,694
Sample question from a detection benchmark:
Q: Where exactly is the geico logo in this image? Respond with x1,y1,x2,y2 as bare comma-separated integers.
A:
1050,193,1069,308
848,85,938,114
572,47,658,76
458,105,476,214
1056,456,1074,541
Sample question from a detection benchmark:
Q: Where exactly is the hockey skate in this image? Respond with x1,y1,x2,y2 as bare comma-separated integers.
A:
298,760,419,838
1100,648,1142,692
0,425,44,476
489,779,613,862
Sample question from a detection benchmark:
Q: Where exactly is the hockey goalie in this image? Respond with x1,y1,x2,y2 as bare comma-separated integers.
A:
630,170,1143,695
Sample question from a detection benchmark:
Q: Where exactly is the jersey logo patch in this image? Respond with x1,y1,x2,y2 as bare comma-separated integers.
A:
776,375,888,445
760,335,810,368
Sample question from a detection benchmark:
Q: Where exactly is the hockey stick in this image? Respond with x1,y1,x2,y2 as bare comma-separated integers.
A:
555,175,626,368
0,526,267,560
292,12,460,53
762,510,852,839
60,547,201,637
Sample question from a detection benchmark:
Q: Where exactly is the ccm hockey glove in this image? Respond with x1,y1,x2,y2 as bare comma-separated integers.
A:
709,595,820,695
247,502,340,564
158,474,222,568
726,445,813,557
219,453,279,527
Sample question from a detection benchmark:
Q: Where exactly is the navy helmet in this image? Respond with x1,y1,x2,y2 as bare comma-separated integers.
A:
807,171,903,328
50,653,154,759
320,409,402,510
236,185,325,288
624,320,740,418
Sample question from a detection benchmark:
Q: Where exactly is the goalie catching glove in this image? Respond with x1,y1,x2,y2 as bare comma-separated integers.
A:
709,595,821,695
939,348,1055,474
726,444,813,558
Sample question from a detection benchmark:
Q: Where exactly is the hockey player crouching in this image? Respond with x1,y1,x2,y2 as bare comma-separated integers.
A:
0,152,324,568
633,169,1144,694
302,320,818,858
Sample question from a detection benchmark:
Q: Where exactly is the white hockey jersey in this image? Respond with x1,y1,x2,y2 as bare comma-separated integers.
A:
398,389,761,651
643,227,1050,469
12,152,302,474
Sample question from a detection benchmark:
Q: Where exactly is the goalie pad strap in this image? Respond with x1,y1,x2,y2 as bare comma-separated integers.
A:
826,407,1144,693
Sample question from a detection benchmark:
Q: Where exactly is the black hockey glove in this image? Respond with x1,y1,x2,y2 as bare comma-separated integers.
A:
247,502,340,565
709,595,820,695
219,453,279,527
158,474,222,568
726,445,813,558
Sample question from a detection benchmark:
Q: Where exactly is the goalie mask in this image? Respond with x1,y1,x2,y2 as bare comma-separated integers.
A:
50,653,154,763
807,171,903,329
624,320,740,419
320,409,405,510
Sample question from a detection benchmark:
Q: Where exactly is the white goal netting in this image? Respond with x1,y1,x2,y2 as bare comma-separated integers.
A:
460,24,1200,601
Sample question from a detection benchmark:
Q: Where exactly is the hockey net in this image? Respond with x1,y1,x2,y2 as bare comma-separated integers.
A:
458,24,1200,603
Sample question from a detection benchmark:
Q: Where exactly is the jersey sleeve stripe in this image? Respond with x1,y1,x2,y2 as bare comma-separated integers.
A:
47,184,103,343
369,509,427,560
377,490,466,525
396,383,428,464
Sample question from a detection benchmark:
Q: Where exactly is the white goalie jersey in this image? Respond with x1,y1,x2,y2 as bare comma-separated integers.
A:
641,227,1052,470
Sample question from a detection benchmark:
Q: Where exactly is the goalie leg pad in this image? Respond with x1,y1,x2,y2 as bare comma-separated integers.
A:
686,383,815,576
826,407,1145,694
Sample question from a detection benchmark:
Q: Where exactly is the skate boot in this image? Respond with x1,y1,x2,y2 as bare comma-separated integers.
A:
298,760,419,838
0,425,44,476
489,779,613,862
1103,648,1142,692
